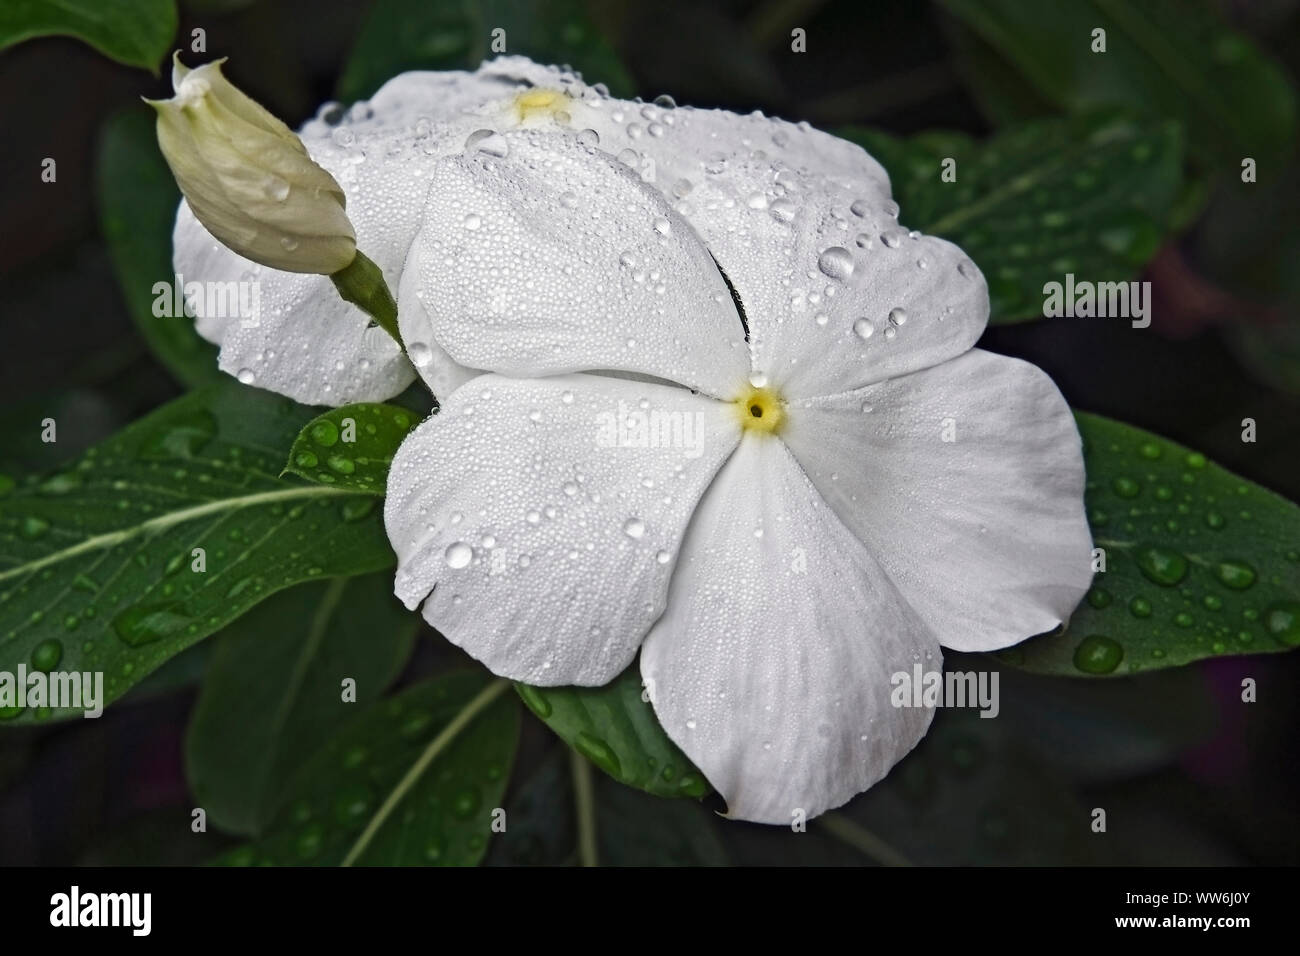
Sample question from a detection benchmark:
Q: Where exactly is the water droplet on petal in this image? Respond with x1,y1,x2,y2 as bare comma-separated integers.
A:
817,246,854,280
263,176,291,202
408,342,433,367
465,128,509,157
444,542,473,569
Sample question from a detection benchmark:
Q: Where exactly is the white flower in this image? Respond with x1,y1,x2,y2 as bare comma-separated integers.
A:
174,58,1094,822
151,55,357,274
383,131,1093,821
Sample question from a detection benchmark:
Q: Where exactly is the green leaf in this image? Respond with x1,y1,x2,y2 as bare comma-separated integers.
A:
97,109,220,387
1002,413,1300,676
0,380,396,726
0,0,177,72
185,573,417,836
842,113,1184,323
940,0,1297,171
339,0,634,103
516,659,708,799
217,673,519,866
284,402,419,494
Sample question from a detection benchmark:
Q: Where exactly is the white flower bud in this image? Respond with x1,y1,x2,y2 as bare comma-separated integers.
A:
148,54,356,274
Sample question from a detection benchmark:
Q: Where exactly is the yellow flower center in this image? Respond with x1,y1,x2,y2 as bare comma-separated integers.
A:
733,386,785,435
513,88,569,123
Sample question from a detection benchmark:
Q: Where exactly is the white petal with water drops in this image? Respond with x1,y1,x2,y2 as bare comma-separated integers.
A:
640,436,939,824
672,153,989,399
400,131,750,396
385,373,741,685
782,349,1093,652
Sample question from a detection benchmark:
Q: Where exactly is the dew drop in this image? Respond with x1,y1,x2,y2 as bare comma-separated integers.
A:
444,542,473,569
407,342,433,367
770,198,796,223
1073,634,1123,674
262,176,290,202
1214,559,1256,590
817,246,854,280
30,639,62,672
1264,602,1300,646
465,128,509,157
1135,544,1188,586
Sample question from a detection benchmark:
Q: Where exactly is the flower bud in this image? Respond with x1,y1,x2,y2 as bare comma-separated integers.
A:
148,54,356,274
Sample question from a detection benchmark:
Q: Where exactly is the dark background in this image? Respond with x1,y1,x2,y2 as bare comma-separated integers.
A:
1,0,1298,865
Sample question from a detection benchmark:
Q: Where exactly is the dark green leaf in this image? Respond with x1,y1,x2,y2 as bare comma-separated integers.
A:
284,402,419,494
842,113,1183,323
823,708,1100,865
516,659,708,799
0,380,395,726
1002,413,1300,675
940,0,1297,170
97,109,220,388
339,0,634,103
0,0,177,72
217,672,519,866
595,775,727,865
487,750,727,866
122,639,210,703
186,573,417,836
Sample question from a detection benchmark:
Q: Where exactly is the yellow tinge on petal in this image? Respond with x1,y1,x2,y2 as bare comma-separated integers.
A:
733,385,786,435
147,53,356,275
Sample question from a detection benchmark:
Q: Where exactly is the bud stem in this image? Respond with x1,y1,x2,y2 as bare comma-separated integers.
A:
330,251,402,348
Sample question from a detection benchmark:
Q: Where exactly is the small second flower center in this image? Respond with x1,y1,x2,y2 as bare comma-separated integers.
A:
513,88,570,123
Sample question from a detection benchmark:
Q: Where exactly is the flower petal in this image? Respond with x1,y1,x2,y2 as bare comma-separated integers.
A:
640,435,938,824
782,349,1093,652
677,152,989,399
385,373,741,685
461,59,893,198
399,131,751,397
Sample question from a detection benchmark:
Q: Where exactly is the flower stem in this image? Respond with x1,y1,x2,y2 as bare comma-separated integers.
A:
330,249,402,348
340,677,510,866
818,811,912,866
570,750,599,868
